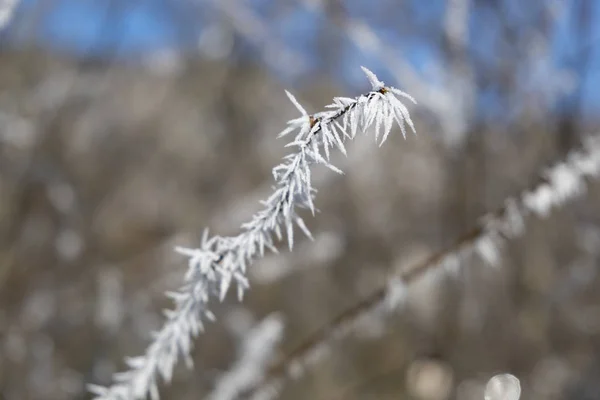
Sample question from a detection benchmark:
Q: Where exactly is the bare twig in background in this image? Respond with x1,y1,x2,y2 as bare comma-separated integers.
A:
247,134,600,400
0,0,18,30
441,0,475,143
208,0,308,77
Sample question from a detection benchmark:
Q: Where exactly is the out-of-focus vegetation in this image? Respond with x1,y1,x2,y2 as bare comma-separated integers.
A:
1,1,600,399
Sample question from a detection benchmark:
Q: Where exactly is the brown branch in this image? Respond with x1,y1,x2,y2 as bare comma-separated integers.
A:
243,134,600,399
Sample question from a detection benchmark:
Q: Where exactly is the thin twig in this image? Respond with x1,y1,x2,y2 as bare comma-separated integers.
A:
246,134,600,400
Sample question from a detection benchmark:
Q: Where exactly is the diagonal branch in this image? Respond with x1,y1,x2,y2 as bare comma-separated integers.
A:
87,67,417,400
246,134,600,400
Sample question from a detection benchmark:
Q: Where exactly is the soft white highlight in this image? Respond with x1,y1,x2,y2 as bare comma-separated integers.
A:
485,373,521,400
209,314,284,400
0,0,18,29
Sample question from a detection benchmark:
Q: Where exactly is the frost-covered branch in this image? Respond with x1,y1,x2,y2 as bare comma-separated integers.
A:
304,0,472,145
88,67,416,400
247,134,600,400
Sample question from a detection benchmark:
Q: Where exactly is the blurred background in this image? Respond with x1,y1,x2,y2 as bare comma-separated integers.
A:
1,0,600,399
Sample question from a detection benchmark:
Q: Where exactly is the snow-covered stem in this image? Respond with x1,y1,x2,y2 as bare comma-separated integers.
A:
209,314,284,400
88,67,417,400
246,134,600,400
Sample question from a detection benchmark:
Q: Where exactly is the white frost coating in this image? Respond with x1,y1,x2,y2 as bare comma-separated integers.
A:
502,198,526,238
443,254,461,276
522,137,600,218
88,67,417,400
477,135,600,269
209,314,284,400
385,277,408,311
475,234,501,267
